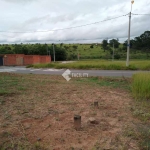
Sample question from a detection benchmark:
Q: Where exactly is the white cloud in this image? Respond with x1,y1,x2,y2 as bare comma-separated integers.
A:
0,0,150,44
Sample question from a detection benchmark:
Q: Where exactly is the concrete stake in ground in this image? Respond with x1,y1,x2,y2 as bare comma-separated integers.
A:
74,115,81,130
94,101,99,108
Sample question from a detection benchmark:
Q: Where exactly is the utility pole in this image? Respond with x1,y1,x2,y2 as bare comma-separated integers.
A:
112,42,114,61
49,49,51,62
126,12,131,67
77,49,79,60
126,0,134,67
46,44,48,55
53,44,55,62
46,44,51,62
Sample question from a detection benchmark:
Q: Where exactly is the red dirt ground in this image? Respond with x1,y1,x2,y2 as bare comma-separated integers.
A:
0,74,139,150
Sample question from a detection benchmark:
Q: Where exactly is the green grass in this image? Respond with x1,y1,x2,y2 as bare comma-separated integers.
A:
61,44,149,60
0,75,19,96
63,44,104,59
130,73,150,149
130,72,150,122
28,60,150,70
76,77,130,90
132,73,150,100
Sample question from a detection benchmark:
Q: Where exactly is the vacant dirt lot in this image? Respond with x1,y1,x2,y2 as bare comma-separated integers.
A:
0,73,140,149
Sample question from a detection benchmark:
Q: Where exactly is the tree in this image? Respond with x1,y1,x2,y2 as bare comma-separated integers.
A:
60,43,63,47
109,39,120,48
102,40,108,52
73,45,78,50
90,45,94,49
124,31,150,52
64,46,69,50
22,45,28,55
50,45,67,61
14,44,23,54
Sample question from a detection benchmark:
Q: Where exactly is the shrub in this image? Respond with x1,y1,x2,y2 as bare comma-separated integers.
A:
132,73,150,100
90,45,94,49
26,64,34,68
126,65,137,70
114,54,121,59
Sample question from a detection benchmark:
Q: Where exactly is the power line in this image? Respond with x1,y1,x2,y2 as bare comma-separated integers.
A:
132,13,150,16
0,13,129,34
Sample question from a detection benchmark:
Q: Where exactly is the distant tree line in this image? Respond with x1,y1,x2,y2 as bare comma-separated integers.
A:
100,31,150,59
101,31,150,53
123,31,150,53
0,43,67,61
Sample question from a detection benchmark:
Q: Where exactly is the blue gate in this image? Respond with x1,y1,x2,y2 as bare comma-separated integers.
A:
0,57,3,66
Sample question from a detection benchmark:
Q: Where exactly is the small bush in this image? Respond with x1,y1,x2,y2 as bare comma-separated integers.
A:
90,45,94,49
33,63,56,68
114,54,121,59
126,65,137,70
132,73,150,100
26,64,33,68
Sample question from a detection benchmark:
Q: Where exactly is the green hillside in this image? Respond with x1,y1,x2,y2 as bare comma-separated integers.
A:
58,43,149,60
61,43,105,59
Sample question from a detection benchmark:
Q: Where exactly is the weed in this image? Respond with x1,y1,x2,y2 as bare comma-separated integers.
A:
0,89,10,96
0,131,12,138
33,142,48,150
4,112,11,120
55,117,60,121
0,141,48,150
135,124,150,150
17,86,27,91
123,126,136,138
132,73,150,100
133,109,150,121
0,99,5,105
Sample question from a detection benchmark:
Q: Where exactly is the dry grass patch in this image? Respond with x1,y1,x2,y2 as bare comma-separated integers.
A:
0,73,142,150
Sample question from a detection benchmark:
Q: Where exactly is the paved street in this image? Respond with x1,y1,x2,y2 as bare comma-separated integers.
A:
0,66,148,77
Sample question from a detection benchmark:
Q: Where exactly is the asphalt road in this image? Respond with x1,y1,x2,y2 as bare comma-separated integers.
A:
0,66,148,77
